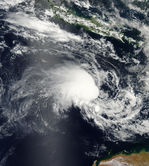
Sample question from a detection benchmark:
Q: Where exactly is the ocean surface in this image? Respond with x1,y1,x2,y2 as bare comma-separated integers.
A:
0,0,149,166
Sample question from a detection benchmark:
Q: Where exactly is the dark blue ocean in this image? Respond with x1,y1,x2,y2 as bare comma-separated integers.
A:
0,0,149,166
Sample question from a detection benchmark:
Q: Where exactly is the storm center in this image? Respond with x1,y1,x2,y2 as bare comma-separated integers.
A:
49,64,99,107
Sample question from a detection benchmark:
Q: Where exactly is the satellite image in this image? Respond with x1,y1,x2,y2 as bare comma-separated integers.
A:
0,0,149,166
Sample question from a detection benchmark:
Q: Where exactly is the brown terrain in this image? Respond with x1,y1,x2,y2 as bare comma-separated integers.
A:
93,151,149,166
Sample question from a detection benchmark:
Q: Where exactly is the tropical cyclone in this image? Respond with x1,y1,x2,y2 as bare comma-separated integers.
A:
48,64,99,109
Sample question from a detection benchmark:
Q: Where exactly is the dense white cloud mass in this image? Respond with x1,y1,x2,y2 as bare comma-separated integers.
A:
48,64,99,108
6,13,82,42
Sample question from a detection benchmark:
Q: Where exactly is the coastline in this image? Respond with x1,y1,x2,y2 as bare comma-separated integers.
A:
93,150,149,166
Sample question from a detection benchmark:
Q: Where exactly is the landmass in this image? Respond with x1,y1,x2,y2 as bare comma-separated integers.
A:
93,151,149,166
